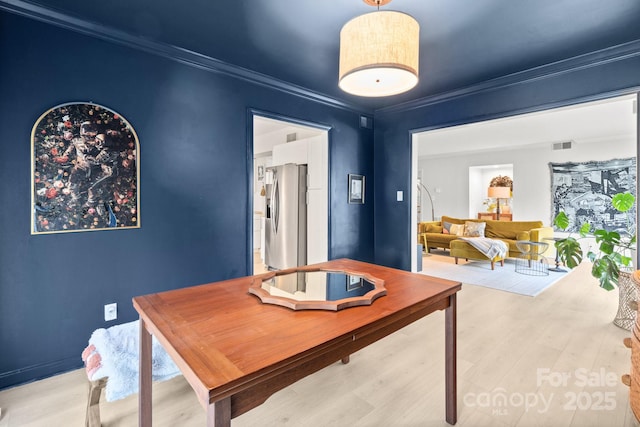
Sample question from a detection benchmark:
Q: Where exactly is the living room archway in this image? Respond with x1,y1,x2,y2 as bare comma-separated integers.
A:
410,93,638,272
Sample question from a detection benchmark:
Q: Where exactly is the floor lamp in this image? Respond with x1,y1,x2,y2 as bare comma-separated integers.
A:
418,182,435,221
487,186,511,220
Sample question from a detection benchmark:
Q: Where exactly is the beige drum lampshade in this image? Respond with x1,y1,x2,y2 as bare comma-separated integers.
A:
487,186,511,199
339,10,419,97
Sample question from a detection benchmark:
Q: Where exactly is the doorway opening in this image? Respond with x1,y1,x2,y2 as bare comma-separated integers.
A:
410,93,638,272
251,113,330,274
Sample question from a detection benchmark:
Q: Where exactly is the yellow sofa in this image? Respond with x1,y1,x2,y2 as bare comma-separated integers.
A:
418,215,554,259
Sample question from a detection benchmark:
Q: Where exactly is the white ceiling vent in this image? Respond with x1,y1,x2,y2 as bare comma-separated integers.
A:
286,132,297,142
552,141,573,151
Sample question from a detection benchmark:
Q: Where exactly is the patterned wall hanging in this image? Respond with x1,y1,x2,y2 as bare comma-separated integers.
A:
31,102,140,234
549,157,636,233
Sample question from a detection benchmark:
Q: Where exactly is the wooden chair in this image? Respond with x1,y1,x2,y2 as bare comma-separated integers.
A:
85,377,107,427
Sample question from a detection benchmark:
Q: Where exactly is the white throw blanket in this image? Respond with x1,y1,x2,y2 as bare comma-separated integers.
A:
459,237,508,259
85,320,180,401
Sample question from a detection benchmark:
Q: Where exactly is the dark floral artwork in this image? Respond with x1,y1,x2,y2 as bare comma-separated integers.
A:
31,103,140,234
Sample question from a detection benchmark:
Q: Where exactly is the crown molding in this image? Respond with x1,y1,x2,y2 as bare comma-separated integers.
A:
4,0,639,117
376,39,640,115
0,0,370,114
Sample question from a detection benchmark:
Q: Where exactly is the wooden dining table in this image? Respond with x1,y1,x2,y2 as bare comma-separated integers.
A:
133,258,461,426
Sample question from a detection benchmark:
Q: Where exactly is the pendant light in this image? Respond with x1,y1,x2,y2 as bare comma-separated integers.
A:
339,0,420,97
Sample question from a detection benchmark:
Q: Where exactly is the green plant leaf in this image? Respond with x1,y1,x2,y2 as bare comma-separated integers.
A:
556,237,583,269
594,230,621,256
611,192,635,212
600,241,616,255
554,211,570,230
591,256,619,291
617,253,633,268
578,222,591,236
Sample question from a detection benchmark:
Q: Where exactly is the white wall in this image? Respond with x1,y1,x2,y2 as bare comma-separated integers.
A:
255,125,322,156
418,136,635,225
468,164,513,218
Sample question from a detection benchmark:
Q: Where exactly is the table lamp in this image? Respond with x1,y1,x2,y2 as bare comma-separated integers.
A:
487,186,511,220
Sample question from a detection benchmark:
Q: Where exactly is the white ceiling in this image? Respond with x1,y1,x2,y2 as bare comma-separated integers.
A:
254,116,323,138
416,94,637,158
254,94,637,157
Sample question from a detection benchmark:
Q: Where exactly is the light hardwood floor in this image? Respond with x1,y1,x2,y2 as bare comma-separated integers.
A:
1,259,639,426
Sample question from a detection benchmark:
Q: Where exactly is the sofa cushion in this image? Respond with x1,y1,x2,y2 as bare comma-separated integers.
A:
425,223,443,233
425,233,459,246
485,220,543,239
464,221,486,237
450,224,465,236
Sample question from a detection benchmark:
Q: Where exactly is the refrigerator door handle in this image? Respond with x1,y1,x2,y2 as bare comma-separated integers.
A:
272,177,279,234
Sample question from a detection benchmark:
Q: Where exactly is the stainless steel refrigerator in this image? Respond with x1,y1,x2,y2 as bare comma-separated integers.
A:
265,164,307,270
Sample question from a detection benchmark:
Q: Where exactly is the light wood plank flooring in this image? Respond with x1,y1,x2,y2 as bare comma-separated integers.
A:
1,260,639,426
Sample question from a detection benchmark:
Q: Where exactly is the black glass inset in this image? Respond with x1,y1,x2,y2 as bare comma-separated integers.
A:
261,271,375,302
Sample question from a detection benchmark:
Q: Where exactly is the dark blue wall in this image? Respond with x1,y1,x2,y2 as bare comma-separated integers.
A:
0,12,374,388
6,5,640,391
373,53,640,271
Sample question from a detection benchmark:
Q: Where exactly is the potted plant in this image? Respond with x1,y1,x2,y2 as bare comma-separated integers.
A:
554,192,636,291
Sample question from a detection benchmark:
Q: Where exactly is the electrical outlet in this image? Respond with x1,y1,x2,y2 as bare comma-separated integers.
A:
104,303,117,321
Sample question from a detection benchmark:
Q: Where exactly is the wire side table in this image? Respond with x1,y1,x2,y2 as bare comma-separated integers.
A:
544,237,568,272
515,240,549,276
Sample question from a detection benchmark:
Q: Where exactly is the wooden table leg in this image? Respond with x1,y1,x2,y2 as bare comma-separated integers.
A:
139,318,153,427
445,293,457,425
207,397,231,427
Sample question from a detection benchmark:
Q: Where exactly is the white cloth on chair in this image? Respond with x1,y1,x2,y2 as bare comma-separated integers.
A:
86,320,180,401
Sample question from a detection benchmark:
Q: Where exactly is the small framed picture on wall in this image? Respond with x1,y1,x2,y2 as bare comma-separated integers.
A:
346,275,363,291
348,174,365,204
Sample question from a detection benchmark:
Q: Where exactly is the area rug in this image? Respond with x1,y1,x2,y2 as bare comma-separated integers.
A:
419,253,568,296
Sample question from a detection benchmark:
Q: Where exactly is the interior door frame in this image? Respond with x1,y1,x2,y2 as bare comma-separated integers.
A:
247,108,331,275
410,90,640,272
